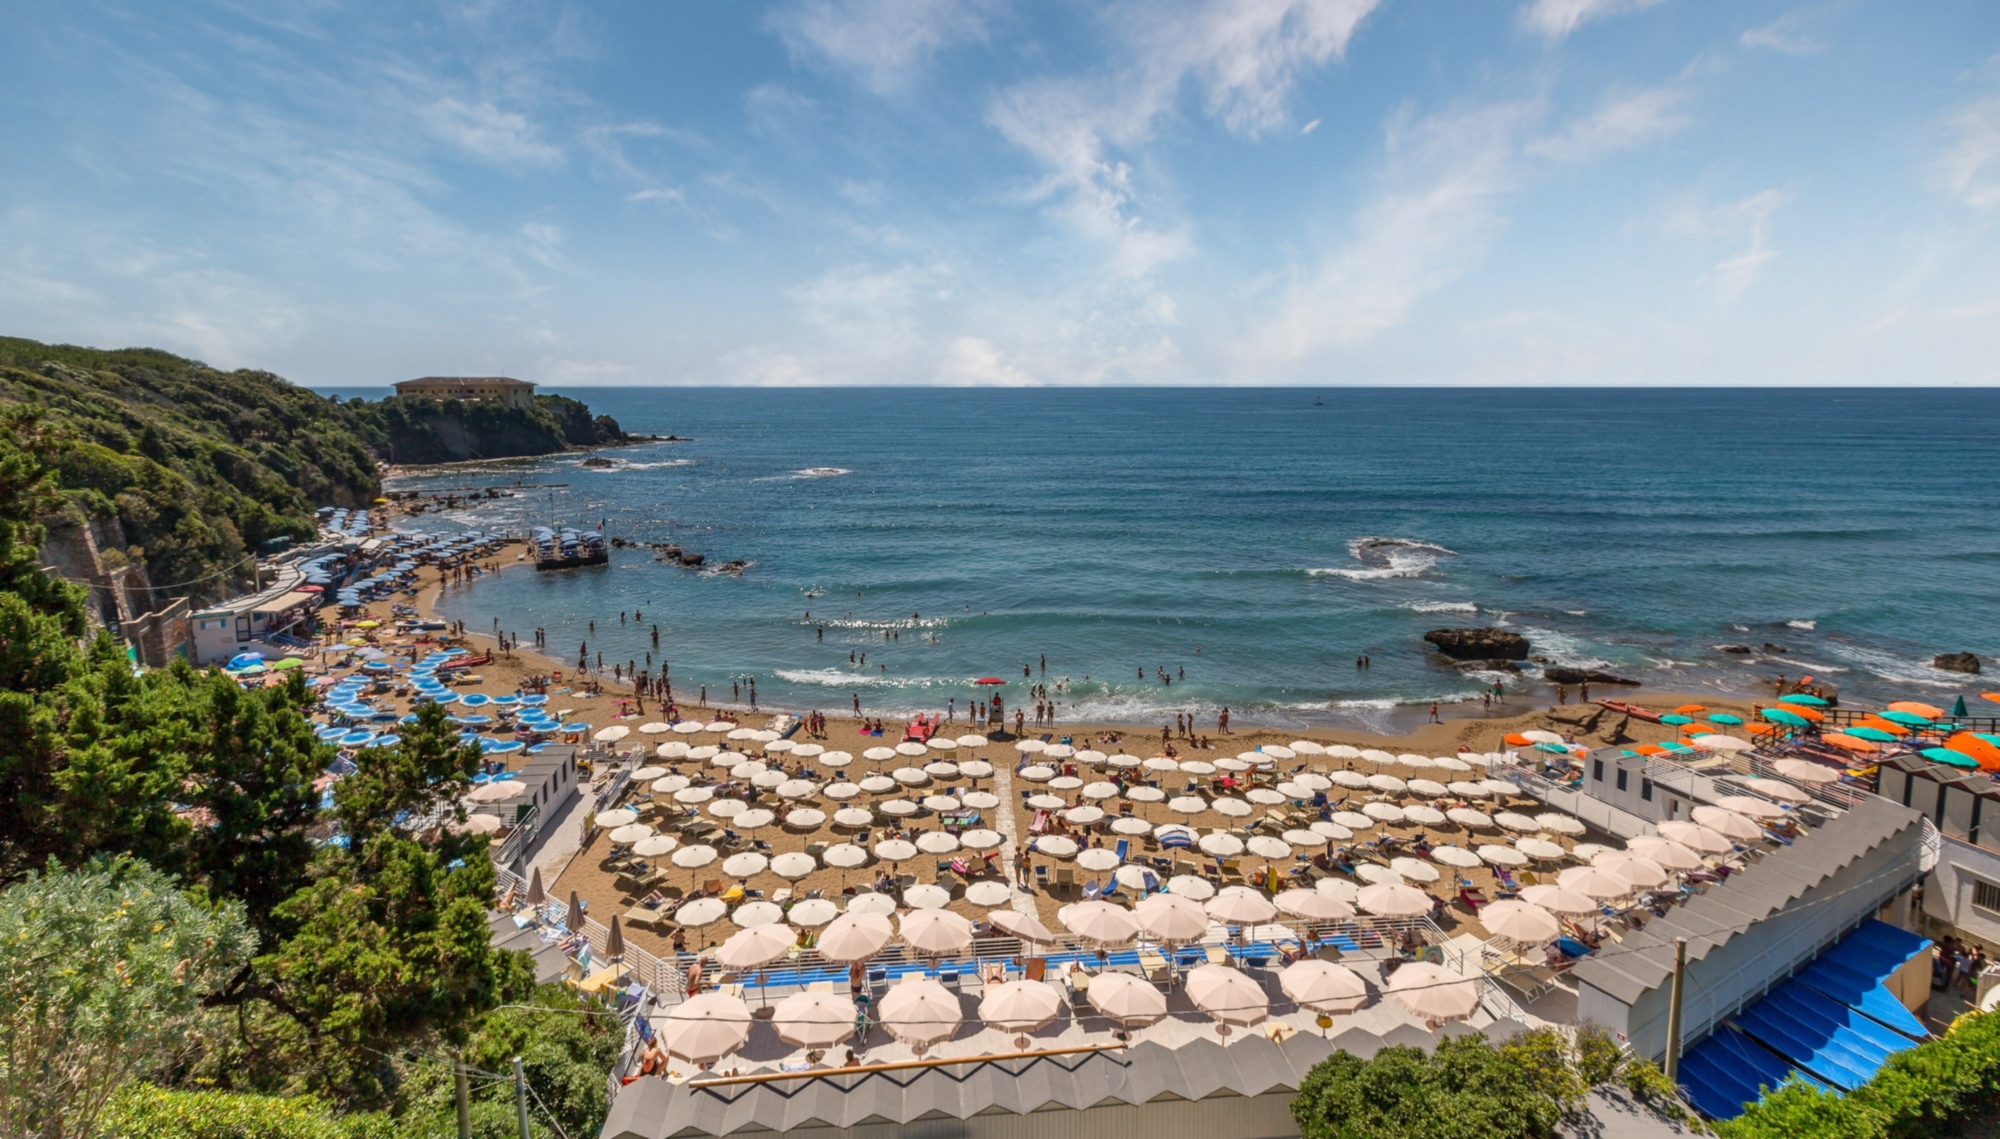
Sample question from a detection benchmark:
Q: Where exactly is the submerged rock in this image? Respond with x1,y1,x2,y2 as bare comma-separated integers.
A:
1424,628,1530,661
1716,644,1753,654
1935,652,1982,674
1543,666,1641,687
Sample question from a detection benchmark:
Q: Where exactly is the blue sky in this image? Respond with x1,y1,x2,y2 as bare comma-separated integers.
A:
4,1,1998,386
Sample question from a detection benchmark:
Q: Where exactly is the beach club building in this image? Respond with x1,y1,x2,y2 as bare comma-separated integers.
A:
392,375,537,408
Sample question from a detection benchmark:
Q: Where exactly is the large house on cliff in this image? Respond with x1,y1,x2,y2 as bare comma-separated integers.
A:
393,375,536,409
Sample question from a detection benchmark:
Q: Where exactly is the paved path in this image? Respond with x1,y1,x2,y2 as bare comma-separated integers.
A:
989,755,1039,914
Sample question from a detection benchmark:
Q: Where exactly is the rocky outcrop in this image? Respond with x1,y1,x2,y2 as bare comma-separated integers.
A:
1762,643,1789,654
1935,652,1982,675
1543,666,1641,687
1424,628,1530,661
1716,644,1753,654
1452,659,1523,673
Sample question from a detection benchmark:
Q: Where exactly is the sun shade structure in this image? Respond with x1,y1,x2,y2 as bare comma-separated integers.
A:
1185,964,1269,1028
1386,962,1480,1026
979,980,1063,1034
771,991,857,1050
660,993,753,1065
876,979,961,1047
1086,971,1168,1027
1279,959,1369,1013
815,912,895,962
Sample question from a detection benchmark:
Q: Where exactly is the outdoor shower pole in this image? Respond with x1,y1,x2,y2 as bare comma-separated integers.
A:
1664,937,1687,1083
455,1053,471,1139
513,1056,532,1139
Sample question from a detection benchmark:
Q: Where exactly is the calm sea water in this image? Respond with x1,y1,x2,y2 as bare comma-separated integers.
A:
321,387,2000,731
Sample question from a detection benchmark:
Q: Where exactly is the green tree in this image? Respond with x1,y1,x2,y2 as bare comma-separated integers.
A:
392,986,625,1139
98,1084,393,1139
1292,1031,1580,1139
330,702,481,850
0,856,255,1139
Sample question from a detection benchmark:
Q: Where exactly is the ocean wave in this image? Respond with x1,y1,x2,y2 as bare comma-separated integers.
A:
774,669,950,689
1309,536,1457,581
1512,626,1614,671
793,467,852,479
1810,643,1960,688
582,458,693,472
812,615,951,630
1787,619,1818,630
1404,601,1477,614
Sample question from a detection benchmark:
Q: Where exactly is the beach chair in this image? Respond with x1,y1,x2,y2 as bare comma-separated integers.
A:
1113,839,1128,862
1034,865,1050,888
1055,866,1076,891
1140,949,1173,985
1025,957,1047,982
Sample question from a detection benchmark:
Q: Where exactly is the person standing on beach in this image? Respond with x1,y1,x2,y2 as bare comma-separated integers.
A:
1218,708,1230,734
853,694,861,714
1428,702,1441,724
1579,681,1590,703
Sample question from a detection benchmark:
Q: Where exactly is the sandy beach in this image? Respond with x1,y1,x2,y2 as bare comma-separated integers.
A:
337,535,1773,960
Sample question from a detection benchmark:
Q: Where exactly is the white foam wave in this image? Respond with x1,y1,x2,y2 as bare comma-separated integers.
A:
793,467,852,479
1513,627,1614,671
1787,619,1818,630
774,669,949,689
814,615,950,630
1812,643,1960,688
1310,536,1457,582
1405,601,1477,614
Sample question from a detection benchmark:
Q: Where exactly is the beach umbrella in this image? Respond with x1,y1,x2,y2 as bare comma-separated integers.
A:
768,851,817,879
924,794,963,812
1034,835,1079,858
823,782,861,800
956,734,989,747
785,808,827,828
1245,835,1292,860
1714,795,1786,820
660,993,752,1065
1479,900,1560,944
772,991,856,1051
1656,820,1733,853
1477,844,1528,867
1921,747,1981,769
1556,866,1629,900
955,828,1003,851
708,799,747,819
1187,965,1269,1030
877,979,960,1048
1355,862,1404,885
1076,847,1120,873
1360,748,1396,764
915,832,960,855
847,892,899,916
1206,892,1278,924
468,780,527,804
831,807,874,828
1212,797,1253,818
1390,857,1441,883
1447,808,1495,829
1080,781,1121,800
1064,805,1105,826
1015,739,1047,753
980,979,1062,1040
451,813,504,836
1778,694,1827,707
1366,774,1407,793
1774,758,1841,785
1132,894,1209,943
787,897,840,928
1019,765,1057,782
1535,812,1586,836
720,852,768,878
631,834,678,857
715,924,796,969
863,747,896,761
607,823,654,845
1332,811,1377,830
1429,844,1482,869
1741,777,1811,804
1281,959,1368,1014
1113,864,1159,892
1594,852,1670,890
903,883,952,910
964,880,1013,907
1759,708,1809,728
1330,771,1370,789
674,897,728,932
873,839,919,863
1166,874,1216,900
923,763,960,780
673,786,713,805
592,726,630,743
1494,812,1541,833
819,750,854,767
900,909,975,956
1361,802,1406,824
1063,901,1139,945
1407,778,1450,797
631,766,669,782
1386,962,1480,1026
1197,833,1244,857
1877,709,1932,727
1514,838,1567,862
1356,883,1430,917
1624,836,1702,870
671,844,718,870
1519,884,1597,915
958,760,994,778
817,912,895,961
1088,971,1169,1028
1692,734,1754,753
1274,888,1353,920
989,909,1059,943
1690,806,1765,841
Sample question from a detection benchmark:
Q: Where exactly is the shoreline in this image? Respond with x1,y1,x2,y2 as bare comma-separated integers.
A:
380,434,690,478
402,538,1771,752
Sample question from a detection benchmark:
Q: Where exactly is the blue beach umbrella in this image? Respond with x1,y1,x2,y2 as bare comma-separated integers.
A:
519,694,548,706
1660,714,1694,726
484,740,524,754
491,695,521,707
457,714,492,725
340,730,375,746
316,727,349,741
461,693,491,707
560,721,591,733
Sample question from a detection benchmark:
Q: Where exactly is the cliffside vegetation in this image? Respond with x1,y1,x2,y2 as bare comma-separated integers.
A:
0,336,636,602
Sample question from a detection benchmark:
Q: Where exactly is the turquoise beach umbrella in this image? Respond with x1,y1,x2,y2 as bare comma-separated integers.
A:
1846,726,1900,743
1760,708,1810,727
1951,696,1967,718
1707,713,1743,726
1779,694,1828,707
1660,714,1694,725
1878,710,1932,727
1923,747,1980,769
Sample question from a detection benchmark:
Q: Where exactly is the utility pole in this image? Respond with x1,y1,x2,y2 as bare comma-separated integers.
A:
454,1052,471,1139
1664,936,1687,1083
513,1055,532,1139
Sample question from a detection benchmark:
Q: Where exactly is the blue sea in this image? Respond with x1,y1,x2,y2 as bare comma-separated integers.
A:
320,387,2000,731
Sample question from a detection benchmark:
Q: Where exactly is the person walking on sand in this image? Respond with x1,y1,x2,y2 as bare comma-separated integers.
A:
1579,681,1590,703
1428,702,1441,724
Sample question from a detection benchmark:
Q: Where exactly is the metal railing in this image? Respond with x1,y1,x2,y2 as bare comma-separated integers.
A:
1492,762,1659,840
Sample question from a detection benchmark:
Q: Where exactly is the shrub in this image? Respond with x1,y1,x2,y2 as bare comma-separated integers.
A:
98,1085,392,1139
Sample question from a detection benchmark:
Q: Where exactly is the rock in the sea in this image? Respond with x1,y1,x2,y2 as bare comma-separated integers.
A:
580,456,617,468
676,552,705,567
716,559,749,575
1543,666,1641,687
1762,643,1789,654
1716,644,1753,655
1424,628,1530,661
1935,652,1982,675
1452,659,1523,673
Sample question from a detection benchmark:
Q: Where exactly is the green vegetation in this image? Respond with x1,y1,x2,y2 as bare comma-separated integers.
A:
1291,1026,1704,1139
0,336,635,605
1718,1011,2000,1139
0,423,616,1138
0,338,380,597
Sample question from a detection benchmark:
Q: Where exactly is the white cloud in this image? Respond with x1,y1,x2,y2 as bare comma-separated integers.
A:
1522,0,1668,39
419,97,563,168
768,0,995,94
1260,100,1541,360
1529,84,1690,162
1667,188,1787,301
1301,118,1321,134
1131,0,1381,136
938,336,1036,384
1938,96,2000,209
1740,10,1823,55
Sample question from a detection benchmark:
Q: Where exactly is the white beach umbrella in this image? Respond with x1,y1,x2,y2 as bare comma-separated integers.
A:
879,798,919,817
770,851,818,879
1390,857,1440,883
1515,837,1568,862
846,892,897,916
1773,758,1839,785
960,828,1005,850
1403,805,1447,826
674,896,727,927
788,898,842,928
1197,833,1244,857
1386,962,1479,1026
1361,802,1406,824
1246,788,1286,806
1429,844,1482,869
673,787,713,805
923,762,960,779
1399,754,1433,770
1595,851,1671,890
1656,820,1733,853
990,909,1059,943
876,980,962,1050
1123,785,1165,802
1186,965,1269,1029
1274,888,1353,920
1691,806,1765,841
902,883,952,910
1354,863,1402,885
727,728,758,741
1212,798,1253,818
1289,740,1326,755
1360,749,1395,764
1106,753,1142,768
1081,781,1121,800
873,838,918,862
1034,835,1079,858
1019,765,1057,782
862,747,896,761
708,799,747,819
1557,865,1631,900
1109,816,1152,836
1714,795,1788,821
1494,812,1542,833
831,807,874,827
1311,821,1354,841
671,844,718,869
817,912,894,961
609,823,655,845
956,734,989,748
1477,844,1528,867
1330,771,1371,789
819,750,854,767
980,980,1062,1035
1408,778,1450,797
721,852,768,878
1087,971,1169,1027
1062,900,1139,945
631,834,678,857
659,993,752,1065
1015,739,1047,753
1281,959,1369,1013
1205,892,1277,924
1693,734,1755,753
964,880,1013,907
1331,811,1376,830
1132,894,1209,943
1742,777,1811,804
822,843,868,869
632,766,669,781
926,736,957,752
1024,793,1064,810
1480,900,1561,944
1625,835,1703,871
737,808,780,831
593,726,630,743
671,722,704,735
657,741,693,759
766,739,795,755
923,794,963,812
962,790,1000,809
1366,774,1407,793
771,991,856,1051
1166,875,1216,900
915,832,960,854
857,775,896,793
823,782,861,800
650,775,691,795
594,808,639,828
958,760,994,778
1315,878,1360,905
1356,883,1431,917
1065,805,1105,825
1536,812,1587,836
1246,835,1293,860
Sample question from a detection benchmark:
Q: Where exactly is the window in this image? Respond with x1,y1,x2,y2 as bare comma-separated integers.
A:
1593,759,1605,782
1975,879,2000,914
1641,777,1654,802
1616,769,1629,792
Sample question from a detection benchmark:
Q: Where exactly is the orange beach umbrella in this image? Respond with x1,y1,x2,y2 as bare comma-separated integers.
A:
1888,701,1946,718
1820,733,1881,755
1944,732,2000,772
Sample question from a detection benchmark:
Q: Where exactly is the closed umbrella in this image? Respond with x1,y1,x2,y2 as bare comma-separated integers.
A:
772,991,856,1051
877,979,961,1049
816,912,894,962
660,993,752,1065
1088,971,1168,1027
1186,964,1269,1029
1387,962,1480,1026
604,914,626,959
1280,959,1368,1013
